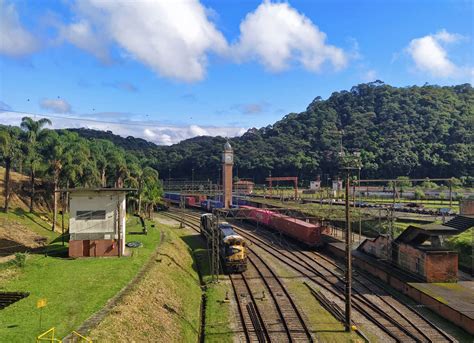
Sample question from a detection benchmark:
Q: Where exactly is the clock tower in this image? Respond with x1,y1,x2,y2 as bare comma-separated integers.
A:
222,141,233,208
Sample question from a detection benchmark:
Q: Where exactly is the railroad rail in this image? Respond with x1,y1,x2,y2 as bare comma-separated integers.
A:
160,210,314,342
232,221,455,343
164,209,456,343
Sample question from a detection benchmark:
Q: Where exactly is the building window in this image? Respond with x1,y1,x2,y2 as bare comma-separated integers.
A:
76,210,106,220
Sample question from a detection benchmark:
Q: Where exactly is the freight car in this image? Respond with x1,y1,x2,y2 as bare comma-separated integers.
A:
163,192,181,204
200,214,247,273
238,205,324,247
164,193,207,209
200,199,224,212
232,196,249,206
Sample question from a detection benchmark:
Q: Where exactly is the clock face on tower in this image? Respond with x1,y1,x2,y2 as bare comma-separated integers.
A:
223,153,233,164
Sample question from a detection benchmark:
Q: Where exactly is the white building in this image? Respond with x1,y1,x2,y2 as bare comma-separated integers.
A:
67,188,134,257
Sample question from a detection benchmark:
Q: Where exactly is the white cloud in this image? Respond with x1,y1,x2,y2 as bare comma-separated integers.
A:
406,30,464,78
58,19,110,62
231,101,269,114
361,69,377,82
0,0,38,56
0,110,246,145
232,1,347,72
39,98,72,113
62,0,227,82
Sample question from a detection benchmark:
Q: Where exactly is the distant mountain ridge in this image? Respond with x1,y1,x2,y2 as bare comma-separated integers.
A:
70,82,474,182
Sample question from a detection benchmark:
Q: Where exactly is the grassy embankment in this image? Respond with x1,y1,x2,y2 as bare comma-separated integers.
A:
89,213,234,342
446,228,473,273
0,214,161,341
185,231,234,343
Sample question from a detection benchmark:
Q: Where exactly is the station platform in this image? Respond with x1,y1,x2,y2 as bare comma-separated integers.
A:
410,282,474,323
324,239,474,335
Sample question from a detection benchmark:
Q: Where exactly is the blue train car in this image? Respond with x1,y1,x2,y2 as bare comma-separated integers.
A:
232,196,248,206
201,200,211,211
164,192,182,203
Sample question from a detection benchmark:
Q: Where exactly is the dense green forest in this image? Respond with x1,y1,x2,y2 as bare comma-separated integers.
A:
71,82,474,183
0,117,162,222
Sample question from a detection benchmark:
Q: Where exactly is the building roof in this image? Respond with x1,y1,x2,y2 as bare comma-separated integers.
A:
57,187,137,193
395,214,474,246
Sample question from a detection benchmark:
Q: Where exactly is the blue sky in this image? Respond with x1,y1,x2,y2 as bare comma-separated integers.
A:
0,0,472,144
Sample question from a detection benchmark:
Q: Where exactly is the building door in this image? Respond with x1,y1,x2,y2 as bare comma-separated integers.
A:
82,240,90,257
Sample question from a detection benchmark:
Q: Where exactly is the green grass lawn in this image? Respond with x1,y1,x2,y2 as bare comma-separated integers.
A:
0,208,61,243
0,215,161,341
446,228,473,272
179,228,234,343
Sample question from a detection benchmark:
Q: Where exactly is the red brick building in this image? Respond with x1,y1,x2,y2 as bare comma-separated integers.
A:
360,212,474,282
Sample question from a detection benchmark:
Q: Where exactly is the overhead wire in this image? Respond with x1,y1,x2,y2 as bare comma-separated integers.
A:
1,109,161,127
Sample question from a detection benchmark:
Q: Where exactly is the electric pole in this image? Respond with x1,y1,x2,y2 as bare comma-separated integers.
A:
339,150,361,332
344,170,352,331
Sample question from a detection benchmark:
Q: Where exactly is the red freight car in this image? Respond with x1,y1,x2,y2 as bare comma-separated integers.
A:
240,205,323,247
239,206,274,226
185,196,196,207
269,213,322,246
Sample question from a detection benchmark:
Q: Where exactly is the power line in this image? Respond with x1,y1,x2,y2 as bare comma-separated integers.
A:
1,109,163,128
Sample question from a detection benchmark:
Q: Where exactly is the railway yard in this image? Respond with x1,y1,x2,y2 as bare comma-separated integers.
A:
158,207,472,342
1,157,473,342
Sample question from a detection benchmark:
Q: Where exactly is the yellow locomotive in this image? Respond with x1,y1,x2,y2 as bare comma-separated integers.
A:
200,214,247,273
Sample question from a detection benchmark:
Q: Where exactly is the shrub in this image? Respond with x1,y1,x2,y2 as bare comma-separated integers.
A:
414,187,425,200
13,252,28,268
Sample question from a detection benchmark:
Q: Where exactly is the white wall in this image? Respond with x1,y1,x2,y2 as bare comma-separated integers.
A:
69,191,126,246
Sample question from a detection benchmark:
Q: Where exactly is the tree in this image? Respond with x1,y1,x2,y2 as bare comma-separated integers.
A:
43,131,65,230
90,139,115,187
0,127,21,212
141,168,162,218
414,187,425,200
20,117,52,213
396,176,412,199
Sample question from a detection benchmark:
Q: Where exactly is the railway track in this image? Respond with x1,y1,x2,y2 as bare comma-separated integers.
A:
232,222,455,343
160,210,314,342
164,209,457,343
303,250,454,343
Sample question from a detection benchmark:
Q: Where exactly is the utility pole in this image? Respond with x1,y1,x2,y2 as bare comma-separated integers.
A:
339,150,361,333
117,198,122,257
211,211,220,283
344,170,352,332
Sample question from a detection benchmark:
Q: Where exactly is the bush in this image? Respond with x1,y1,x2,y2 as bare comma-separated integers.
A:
414,187,425,200
13,252,28,268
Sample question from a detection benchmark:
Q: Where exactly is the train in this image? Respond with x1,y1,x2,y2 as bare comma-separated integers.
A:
163,192,324,247
163,192,239,212
238,205,325,247
200,214,247,273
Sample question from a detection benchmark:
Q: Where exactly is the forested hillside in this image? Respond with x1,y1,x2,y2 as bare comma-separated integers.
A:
69,82,474,183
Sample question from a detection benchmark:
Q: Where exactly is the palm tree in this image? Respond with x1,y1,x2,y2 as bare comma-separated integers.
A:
43,131,65,230
90,140,114,187
141,168,162,218
107,148,128,188
20,117,52,213
0,127,21,212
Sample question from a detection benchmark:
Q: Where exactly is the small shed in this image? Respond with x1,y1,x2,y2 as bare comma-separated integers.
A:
67,188,135,257
234,180,255,195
